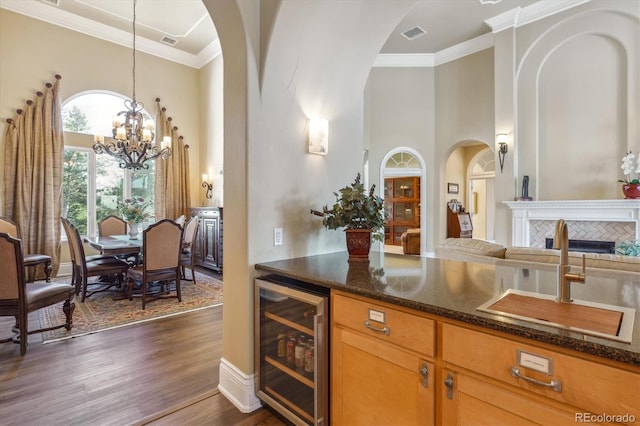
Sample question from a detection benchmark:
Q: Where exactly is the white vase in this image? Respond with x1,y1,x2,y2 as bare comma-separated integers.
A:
128,222,140,239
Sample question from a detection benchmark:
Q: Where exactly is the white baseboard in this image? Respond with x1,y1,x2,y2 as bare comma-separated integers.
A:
217,357,262,413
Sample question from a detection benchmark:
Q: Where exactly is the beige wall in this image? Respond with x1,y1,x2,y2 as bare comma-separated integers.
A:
0,9,204,214
365,67,435,251
199,55,225,208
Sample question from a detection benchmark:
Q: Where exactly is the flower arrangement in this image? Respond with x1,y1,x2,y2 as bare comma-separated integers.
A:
118,197,151,223
310,173,386,242
619,151,640,184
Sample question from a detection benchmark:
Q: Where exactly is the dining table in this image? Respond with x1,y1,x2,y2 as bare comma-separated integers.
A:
83,234,143,265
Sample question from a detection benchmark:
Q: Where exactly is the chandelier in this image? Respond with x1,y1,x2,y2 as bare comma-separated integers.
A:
93,0,171,170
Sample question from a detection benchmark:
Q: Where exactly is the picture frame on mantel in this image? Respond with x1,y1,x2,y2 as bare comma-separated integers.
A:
448,183,459,194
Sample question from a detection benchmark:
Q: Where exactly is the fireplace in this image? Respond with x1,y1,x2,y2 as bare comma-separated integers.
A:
503,200,640,248
544,238,616,254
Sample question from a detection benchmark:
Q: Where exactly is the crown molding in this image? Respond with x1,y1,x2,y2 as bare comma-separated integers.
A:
374,32,494,68
375,0,591,68
485,0,592,33
0,0,221,69
434,32,494,66
373,53,435,67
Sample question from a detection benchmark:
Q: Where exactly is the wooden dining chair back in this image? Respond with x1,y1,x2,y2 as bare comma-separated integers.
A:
98,215,127,236
180,216,199,283
0,216,52,282
0,232,75,355
96,215,139,264
61,217,130,302
126,219,183,310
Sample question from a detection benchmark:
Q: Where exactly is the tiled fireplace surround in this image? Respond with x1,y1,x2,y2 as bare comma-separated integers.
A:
504,200,640,248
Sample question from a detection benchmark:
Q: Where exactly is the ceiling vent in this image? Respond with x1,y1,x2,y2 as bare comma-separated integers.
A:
39,0,60,5
401,26,426,41
160,35,178,46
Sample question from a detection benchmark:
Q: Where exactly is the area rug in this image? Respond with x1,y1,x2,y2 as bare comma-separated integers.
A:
39,271,223,343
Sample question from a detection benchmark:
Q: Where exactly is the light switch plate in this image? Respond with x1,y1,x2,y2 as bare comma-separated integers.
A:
274,228,283,246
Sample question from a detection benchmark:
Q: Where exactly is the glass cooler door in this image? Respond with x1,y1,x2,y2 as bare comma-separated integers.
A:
254,277,328,426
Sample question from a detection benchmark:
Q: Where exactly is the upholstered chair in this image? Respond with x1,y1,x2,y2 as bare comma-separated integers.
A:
62,218,130,302
0,216,52,282
98,215,127,236
0,232,75,355
126,219,183,310
180,217,199,283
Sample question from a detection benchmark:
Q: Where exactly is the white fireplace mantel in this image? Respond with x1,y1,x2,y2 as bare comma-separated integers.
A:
503,200,640,247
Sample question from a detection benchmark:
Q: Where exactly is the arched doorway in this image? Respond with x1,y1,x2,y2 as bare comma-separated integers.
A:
380,147,427,255
466,147,495,241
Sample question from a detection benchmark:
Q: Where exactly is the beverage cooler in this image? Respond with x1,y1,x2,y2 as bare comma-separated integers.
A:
254,275,329,425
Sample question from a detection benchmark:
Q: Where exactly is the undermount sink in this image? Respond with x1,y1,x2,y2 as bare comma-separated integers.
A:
477,289,635,343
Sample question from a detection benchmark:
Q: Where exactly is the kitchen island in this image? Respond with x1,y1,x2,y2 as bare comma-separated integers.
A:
256,251,640,425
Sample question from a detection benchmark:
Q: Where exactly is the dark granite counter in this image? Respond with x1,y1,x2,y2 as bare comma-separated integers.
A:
255,251,640,366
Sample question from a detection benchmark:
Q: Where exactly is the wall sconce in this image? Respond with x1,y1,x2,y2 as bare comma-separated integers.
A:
496,133,509,173
308,118,328,155
201,174,213,199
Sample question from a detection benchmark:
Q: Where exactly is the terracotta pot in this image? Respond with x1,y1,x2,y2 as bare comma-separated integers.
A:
345,229,372,262
622,183,640,199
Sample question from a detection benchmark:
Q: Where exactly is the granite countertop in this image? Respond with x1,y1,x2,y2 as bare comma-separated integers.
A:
255,251,640,366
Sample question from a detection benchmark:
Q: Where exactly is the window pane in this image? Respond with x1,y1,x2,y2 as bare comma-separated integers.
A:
62,149,89,234
96,155,124,221
63,93,155,137
131,166,155,221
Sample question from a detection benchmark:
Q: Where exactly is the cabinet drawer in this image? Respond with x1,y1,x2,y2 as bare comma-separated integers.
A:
333,293,435,357
442,323,640,418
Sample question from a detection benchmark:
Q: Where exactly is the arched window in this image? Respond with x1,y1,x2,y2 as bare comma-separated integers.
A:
62,92,155,235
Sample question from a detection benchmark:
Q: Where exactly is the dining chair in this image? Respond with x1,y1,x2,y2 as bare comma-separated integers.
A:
98,215,127,236
0,232,75,355
0,216,52,282
62,217,130,302
126,219,183,310
180,216,199,283
61,217,115,290
175,215,186,227
97,214,139,265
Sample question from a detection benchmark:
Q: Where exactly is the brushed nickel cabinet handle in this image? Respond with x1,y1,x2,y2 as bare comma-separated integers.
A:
444,374,454,400
363,320,390,335
510,366,562,392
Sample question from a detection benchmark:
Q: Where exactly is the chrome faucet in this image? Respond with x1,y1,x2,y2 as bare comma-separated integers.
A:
554,219,586,303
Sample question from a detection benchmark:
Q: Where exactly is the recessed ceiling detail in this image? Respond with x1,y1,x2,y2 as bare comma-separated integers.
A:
479,0,503,4
38,0,59,5
401,26,427,41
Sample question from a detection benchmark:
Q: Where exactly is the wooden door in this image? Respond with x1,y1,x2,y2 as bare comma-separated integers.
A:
384,177,420,245
332,326,434,425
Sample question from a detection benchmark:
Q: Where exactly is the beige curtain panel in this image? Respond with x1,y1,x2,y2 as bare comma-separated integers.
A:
3,75,64,280
154,98,191,221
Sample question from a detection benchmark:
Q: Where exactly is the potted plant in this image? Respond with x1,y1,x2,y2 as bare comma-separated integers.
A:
619,151,640,199
311,173,386,261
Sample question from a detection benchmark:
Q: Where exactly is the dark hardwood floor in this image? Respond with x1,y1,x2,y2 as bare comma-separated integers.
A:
0,269,286,426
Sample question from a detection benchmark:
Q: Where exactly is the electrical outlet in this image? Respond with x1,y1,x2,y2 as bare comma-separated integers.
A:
274,228,283,246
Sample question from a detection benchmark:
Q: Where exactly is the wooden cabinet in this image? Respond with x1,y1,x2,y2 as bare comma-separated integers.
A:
384,177,420,245
441,323,639,425
330,292,639,426
447,206,472,238
189,207,223,273
331,292,435,425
